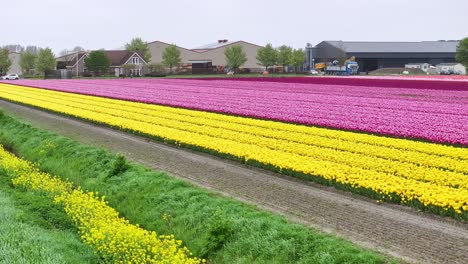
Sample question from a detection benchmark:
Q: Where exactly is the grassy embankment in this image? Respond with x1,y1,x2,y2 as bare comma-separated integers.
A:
0,170,100,263
0,111,392,264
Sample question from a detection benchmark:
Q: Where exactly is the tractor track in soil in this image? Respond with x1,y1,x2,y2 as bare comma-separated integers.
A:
1,99,467,264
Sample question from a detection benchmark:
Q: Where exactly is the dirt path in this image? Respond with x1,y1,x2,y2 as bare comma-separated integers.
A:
1,99,467,264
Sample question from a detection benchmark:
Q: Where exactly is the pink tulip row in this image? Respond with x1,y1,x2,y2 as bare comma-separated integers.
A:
5,78,468,146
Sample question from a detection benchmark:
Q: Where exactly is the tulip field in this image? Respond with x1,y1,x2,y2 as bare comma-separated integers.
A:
10,78,468,145
0,77,467,220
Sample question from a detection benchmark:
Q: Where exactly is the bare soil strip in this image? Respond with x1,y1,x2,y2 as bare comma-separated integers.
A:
1,99,467,264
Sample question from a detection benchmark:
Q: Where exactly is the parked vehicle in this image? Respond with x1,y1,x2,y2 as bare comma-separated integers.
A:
325,61,359,75
1,73,19,80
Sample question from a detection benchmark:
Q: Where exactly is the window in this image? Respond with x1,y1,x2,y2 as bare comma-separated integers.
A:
132,57,139,64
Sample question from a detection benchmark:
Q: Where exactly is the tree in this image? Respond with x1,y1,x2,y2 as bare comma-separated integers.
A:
125,37,151,62
456,37,468,70
146,63,165,74
20,51,37,75
59,46,85,57
84,50,111,76
162,45,181,74
335,43,348,65
73,46,85,52
256,43,277,72
224,45,247,72
289,49,306,73
122,64,136,76
0,48,12,75
25,46,40,55
277,45,293,67
35,48,56,79
2,44,24,53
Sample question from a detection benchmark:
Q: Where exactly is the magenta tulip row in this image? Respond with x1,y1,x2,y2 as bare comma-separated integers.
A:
6,78,468,146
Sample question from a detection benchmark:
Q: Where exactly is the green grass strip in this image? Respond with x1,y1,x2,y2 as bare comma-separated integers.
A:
0,111,392,264
0,178,100,264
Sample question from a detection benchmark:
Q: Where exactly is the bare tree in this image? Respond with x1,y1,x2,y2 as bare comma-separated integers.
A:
335,43,348,65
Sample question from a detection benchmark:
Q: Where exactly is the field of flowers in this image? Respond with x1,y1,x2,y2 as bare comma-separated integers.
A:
0,144,202,263
0,81,466,219
9,78,468,145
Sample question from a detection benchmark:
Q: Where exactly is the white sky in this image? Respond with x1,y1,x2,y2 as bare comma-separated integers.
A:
3,0,467,54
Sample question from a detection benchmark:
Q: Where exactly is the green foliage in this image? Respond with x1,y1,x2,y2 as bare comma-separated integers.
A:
146,63,165,74
84,50,111,76
122,64,136,76
107,154,130,178
256,43,278,71
200,209,234,258
0,114,390,264
0,174,100,263
456,37,468,69
35,48,56,78
0,48,12,75
224,45,247,71
162,45,182,73
125,37,151,62
289,49,306,72
277,45,293,66
20,51,37,75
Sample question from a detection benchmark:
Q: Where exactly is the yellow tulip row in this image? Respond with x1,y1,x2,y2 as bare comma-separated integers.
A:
0,145,202,264
0,84,466,216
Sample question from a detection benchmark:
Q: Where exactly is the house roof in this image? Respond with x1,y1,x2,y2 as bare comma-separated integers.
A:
56,51,88,67
57,50,146,67
148,40,263,54
103,50,145,66
324,40,459,53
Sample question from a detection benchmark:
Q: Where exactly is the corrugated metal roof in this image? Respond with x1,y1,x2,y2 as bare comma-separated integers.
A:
325,41,459,53
193,41,235,49
437,63,461,66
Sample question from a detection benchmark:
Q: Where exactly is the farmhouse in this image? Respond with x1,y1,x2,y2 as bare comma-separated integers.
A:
306,40,459,73
147,40,263,73
56,51,88,76
56,50,147,77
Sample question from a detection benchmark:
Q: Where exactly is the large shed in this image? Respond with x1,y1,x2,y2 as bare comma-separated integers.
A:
148,40,263,73
306,40,459,73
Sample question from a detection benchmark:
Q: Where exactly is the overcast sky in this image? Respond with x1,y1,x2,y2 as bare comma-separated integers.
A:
3,0,467,54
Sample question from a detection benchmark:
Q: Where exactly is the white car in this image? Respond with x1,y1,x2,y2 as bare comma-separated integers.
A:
310,70,319,75
1,73,19,80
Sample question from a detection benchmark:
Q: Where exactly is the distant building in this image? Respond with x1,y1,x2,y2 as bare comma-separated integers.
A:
56,50,147,77
436,63,466,75
56,51,87,76
147,40,263,73
7,52,22,75
405,63,430,72
306,40,459,73
105,50,146,76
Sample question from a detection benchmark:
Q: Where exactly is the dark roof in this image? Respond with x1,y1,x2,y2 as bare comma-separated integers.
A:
56,51,88,67
324,40,459,53
68,52,87,66
103,50,145,66
56,50,146,67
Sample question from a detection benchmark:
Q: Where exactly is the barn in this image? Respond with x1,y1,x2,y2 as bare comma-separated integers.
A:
306,40,459,73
